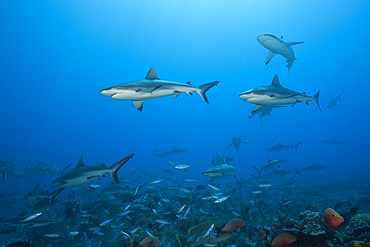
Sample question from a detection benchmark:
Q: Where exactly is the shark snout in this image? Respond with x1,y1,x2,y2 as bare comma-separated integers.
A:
100,88,114,97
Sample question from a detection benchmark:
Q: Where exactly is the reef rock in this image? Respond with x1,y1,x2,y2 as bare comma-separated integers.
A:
345,213,370,240
298,210,326,235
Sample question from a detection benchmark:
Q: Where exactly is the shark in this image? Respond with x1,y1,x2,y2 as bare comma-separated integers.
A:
319,138,344,145
226,136,249,152
265,141,302,152
153,146,188,158
0,207,57,228
239,75,321,113
202,161,237,182
100,180,144,197
211,153,234,166
294,161,329,175
27,161,71,177
24,181,64,205
253,159,286,174
100,67,219,111
51,154,134,188
0,160,15,172
257,34,303,75
326,91,343,109
252,168,292,180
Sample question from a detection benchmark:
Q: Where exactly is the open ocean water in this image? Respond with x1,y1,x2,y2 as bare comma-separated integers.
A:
0,1,369,247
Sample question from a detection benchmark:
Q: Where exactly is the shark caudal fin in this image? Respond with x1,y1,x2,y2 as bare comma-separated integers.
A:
319,139,326,144
294,142,302,152
197,81,219,104
61,164,71,174
252,165,261,175
338,91,343,102
50,188,64,206
109,153,135,183
313,91,322,112
293,168,302,175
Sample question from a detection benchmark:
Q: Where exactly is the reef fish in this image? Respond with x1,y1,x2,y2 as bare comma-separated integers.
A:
268,231,296,247
220,218,246,232
323,207,344,230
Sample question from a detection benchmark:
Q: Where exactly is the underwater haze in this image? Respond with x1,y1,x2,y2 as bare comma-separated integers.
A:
0,1,370,246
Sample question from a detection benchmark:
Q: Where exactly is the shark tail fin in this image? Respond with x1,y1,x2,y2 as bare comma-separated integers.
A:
313,91,322,111
252,165,260,175
109,154,135,183
50,188,64,206
338,91,343,102
319,139,326,144
197,81,219,104
293,168,301,175
61,164,71,174
294,142,302,152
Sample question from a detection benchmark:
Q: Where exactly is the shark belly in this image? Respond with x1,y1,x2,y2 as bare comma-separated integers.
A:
111,88,187,101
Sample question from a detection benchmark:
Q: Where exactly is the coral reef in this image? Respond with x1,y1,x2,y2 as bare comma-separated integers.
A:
344,213,370,241
298,210,326,236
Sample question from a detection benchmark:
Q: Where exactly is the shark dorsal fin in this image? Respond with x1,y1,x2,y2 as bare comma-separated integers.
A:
35,181,40,190
216,153,220,157
271,75,282,87
38,160,42,165
145,67,159,80
110,179,116,184
77,156,85,167
268,159,271,162
173,146,177,150
100,163,106,167
19,207,28,217
186,81,191,85
312,161,317,166
277,142,282,145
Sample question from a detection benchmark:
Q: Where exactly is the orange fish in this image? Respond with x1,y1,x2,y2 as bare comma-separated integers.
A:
323,208,344,230
268,231,296,247
221,218,246,232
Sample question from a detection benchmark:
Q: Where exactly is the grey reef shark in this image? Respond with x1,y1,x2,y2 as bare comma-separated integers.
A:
226,136,249,152
326,91,343,109
257,34,303,76
100,67,219,111
238,74,321,114
52,154,134,188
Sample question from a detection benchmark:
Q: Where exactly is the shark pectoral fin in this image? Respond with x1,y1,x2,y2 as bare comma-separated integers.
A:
283,42,304,47
172,91,181,98
137,85,162,93
265,51,277,65
132,100,145,111
251,105,263,114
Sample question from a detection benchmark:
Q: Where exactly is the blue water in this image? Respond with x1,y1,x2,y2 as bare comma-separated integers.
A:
1,1,369,199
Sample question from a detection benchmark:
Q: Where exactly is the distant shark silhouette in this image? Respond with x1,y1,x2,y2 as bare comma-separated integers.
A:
100,67,219,111
326,91,343,109
257,34,303,76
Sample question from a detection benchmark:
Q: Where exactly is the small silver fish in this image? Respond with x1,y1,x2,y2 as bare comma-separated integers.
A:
22,212,42,223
